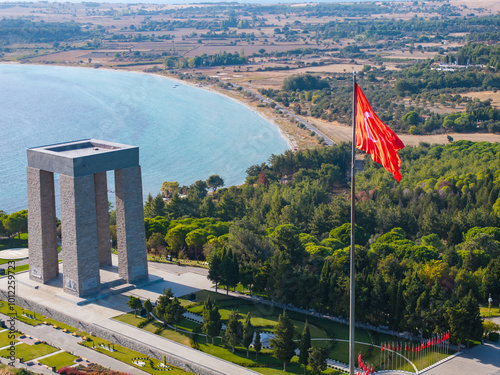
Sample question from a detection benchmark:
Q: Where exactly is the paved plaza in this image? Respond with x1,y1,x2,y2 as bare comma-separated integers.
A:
423,340,500,375
0,317,149,375
0,255,259,375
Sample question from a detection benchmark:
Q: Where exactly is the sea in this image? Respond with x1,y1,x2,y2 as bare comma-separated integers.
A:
0,64,289,214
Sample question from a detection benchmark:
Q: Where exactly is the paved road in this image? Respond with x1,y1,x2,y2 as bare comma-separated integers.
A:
0,314,149,375
238,86,336,146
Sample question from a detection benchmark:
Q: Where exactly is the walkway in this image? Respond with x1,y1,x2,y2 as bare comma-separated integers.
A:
422,339,500,375
0,258,259,375
0,314,150,375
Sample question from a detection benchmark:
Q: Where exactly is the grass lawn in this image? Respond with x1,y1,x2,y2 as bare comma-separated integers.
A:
254,363,343,375
0,301,88,336
0,303,42,326
80,338,190,375
184,291,379,344
12,264,29,273
480,306,499,317
0,259,22,265
0,330,20,346
115,290,453,374
112,312,142,326
412,351,450,371
0,234,28,251
38,351,78,370
0,342,58,361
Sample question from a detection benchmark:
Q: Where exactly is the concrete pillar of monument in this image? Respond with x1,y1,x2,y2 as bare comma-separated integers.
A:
27,167,58,283
115,166,148,283
60,174,100,297
94,172,112,267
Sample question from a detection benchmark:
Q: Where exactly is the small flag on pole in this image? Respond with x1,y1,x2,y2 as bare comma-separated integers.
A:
355,83,405,181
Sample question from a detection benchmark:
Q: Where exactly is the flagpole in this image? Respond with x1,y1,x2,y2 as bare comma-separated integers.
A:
349,71,357,375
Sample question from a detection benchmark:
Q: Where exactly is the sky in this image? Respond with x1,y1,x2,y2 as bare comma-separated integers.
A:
0,0,395,4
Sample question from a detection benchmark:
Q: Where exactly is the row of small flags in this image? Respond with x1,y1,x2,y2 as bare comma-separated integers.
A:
380,332,450,353
357,353,374,375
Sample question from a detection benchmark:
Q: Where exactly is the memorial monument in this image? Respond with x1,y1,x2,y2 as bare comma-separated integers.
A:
27,139,148,297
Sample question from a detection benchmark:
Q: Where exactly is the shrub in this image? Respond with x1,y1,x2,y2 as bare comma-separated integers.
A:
137,317,153,328
488,332,499,342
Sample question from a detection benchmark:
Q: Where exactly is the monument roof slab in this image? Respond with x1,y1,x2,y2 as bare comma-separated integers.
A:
27,139,139,176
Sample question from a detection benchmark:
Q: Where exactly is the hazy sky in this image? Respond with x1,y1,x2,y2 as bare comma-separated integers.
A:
0,0,393,4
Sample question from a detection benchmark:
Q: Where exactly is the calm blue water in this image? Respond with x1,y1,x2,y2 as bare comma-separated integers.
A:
0,64,289,213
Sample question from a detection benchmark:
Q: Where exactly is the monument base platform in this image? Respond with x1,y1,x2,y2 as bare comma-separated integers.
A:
17,262,163,305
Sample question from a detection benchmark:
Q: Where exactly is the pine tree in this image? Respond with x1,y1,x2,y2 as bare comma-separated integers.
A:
154,288,174,321
224,311,243,353
271,311,296,372
461,290,483,348
127,296,142,317
299,320,311,375
163,297,185,332
143,299,153,318
242,313,254,358
254,331,262,360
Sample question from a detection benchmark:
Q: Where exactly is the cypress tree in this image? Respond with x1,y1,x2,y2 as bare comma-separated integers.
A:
224,311,243,353
202,298,213,343
208,250,222,293
299,320,311,375
210,304,222,345
308,347,328,375
242,313,255,358
254,331,262,360
271,311,296,372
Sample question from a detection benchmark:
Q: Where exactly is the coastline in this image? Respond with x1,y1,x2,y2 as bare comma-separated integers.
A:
0,62,294,213
152,71,298,151
3,62,500,151
0,61,296,151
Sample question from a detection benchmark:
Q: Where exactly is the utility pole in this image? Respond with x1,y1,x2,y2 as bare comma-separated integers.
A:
489,293,493,317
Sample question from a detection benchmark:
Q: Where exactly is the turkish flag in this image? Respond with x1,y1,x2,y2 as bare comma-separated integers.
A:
355,83,405,182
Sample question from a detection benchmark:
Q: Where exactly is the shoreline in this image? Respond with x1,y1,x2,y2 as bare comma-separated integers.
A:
153,71,297,151
0,61,296,151
3,62,499,150
0,62,294,213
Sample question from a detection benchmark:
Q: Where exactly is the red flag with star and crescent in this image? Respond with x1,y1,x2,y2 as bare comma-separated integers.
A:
355,83,405,182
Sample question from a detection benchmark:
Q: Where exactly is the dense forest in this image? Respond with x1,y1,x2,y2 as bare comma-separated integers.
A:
0,18,100,45
1,142,498,348
130,140,500,349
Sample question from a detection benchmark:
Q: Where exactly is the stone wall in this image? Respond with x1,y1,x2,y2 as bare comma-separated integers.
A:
0,291,223,375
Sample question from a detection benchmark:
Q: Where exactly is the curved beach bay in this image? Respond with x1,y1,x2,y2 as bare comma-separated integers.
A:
0,64,289,213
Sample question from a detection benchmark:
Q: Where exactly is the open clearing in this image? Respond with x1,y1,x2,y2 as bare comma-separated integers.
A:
461,91,500,108
307,117,500,146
